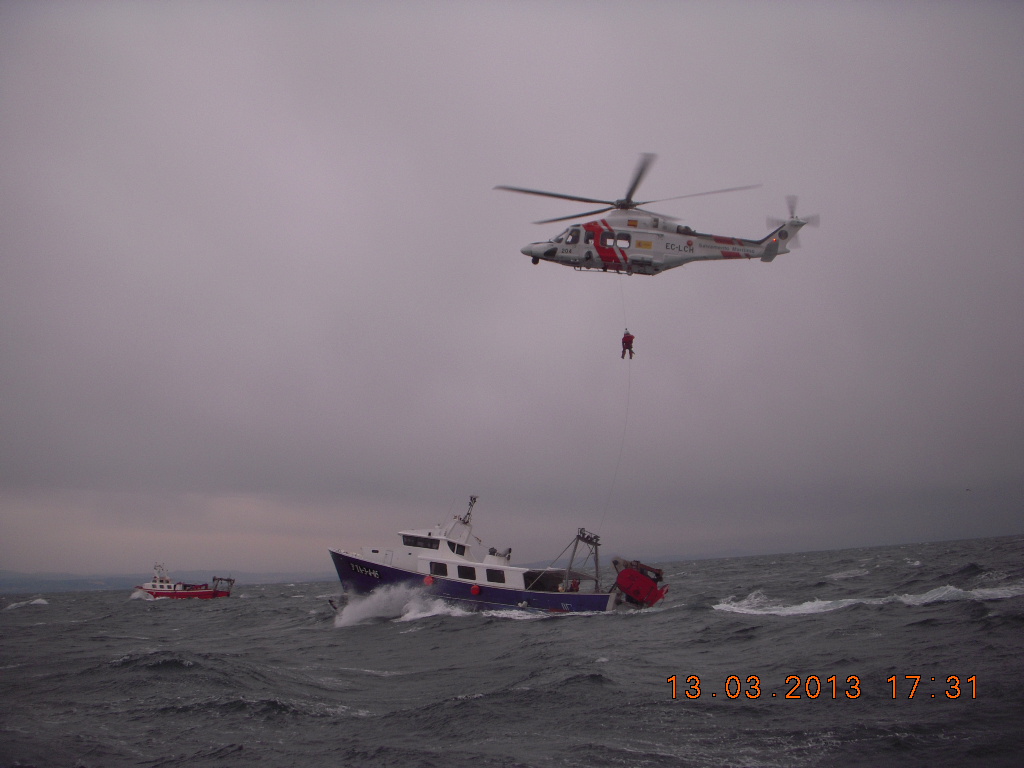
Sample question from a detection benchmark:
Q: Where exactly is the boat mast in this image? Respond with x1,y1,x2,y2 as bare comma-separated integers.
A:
565,528,601,591
459,495,478,525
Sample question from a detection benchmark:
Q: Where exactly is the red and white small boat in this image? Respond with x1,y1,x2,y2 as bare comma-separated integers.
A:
135,563,235,599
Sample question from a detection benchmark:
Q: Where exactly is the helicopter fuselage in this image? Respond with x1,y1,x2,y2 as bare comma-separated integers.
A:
521,212,803,276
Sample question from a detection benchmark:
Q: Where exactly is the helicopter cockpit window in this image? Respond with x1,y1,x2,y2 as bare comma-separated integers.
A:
553,229,569,243
565,228,581,245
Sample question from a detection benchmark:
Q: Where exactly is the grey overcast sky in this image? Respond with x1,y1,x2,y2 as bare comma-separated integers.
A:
2,1,1022,575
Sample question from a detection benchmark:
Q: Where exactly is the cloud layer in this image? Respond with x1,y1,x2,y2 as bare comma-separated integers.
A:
2,2,1022,573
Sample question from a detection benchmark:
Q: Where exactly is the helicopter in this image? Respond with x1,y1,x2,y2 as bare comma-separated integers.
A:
496,154,817,276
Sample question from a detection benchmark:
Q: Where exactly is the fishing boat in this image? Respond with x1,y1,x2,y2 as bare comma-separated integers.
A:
329,496,668,613
134,564,235,599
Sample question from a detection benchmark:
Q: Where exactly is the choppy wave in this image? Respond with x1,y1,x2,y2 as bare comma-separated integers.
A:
826,568,869,580
3,534,1022,768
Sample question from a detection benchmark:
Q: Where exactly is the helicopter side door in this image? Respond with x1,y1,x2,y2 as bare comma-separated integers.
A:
582,221,629,271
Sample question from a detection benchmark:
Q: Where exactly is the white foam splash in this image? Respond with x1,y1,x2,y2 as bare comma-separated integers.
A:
334,584,416,626
333,584,549,626
334,583,458,627
480,607,545,621
714,581,1024,616
395,595,473,622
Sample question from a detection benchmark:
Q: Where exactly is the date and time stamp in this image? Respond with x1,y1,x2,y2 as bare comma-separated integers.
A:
667,674,978,700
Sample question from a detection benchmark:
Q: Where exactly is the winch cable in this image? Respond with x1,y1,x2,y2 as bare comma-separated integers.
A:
618,274,627,328
597,276,633,534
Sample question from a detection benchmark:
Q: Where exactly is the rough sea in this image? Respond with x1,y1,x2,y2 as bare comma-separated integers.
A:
2,534,1022,768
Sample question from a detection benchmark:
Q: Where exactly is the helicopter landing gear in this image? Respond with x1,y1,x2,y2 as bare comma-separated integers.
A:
532,257,539,265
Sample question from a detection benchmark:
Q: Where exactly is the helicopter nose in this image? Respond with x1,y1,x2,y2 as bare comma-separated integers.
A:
521,243,557,259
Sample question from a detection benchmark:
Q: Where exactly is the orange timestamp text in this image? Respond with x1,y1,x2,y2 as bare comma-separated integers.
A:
667,674,977,700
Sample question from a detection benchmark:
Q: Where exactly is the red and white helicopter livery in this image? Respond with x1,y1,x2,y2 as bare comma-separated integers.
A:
497,154,817,276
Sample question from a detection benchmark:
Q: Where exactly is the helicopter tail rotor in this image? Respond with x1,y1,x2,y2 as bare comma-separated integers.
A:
767,196,818,248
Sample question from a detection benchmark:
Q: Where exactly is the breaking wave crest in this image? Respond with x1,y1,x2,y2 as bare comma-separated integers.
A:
4,598,49,610
714,582,1024,616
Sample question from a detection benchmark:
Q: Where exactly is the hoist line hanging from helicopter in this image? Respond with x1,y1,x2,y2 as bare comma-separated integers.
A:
618,275,628,331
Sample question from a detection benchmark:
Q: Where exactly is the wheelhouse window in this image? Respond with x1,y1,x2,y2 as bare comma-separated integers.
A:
457,565,477,580
402,535,440,549
430,562,448,576
448,541,466,556
524,570,564,592
486,569,506,583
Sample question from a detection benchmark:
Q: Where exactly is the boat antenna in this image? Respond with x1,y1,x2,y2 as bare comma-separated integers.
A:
459,495,478,525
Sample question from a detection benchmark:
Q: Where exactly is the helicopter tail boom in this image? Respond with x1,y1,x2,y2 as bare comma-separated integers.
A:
760,236,782,263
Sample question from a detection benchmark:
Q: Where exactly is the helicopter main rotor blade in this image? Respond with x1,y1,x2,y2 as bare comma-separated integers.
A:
622,153,656,204
493,185,612,207
640,183,762,206
534,207,616,225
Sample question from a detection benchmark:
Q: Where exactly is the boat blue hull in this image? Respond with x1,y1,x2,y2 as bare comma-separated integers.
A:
329,549,615,613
